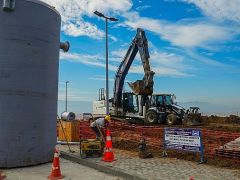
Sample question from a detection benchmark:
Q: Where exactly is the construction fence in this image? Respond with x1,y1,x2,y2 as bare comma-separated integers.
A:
79,119,240,165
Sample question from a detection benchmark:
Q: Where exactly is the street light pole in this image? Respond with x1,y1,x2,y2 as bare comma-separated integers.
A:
94,11,118,115
65,81,69,112
105,18,109,115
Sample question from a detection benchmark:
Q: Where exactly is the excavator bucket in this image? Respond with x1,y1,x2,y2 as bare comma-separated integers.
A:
128,80,153,95
183,107,202,126
128,70,155,95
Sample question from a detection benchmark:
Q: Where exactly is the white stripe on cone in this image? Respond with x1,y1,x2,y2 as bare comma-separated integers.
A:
106,136,111,141
105,148,112,152
54,147,60,157
54,152,59,158
52,165,59,170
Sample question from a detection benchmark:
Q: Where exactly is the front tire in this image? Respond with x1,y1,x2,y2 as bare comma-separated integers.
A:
145,110,158,125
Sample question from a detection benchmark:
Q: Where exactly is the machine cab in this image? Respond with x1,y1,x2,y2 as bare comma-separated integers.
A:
150,94,175,109
122,92,139,113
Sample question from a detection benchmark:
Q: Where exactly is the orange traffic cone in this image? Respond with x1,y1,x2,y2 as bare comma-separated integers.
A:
48,147,64,180
0,170,6,180
102,129,116,162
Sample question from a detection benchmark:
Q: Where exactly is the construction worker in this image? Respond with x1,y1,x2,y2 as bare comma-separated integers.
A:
90,115,111,139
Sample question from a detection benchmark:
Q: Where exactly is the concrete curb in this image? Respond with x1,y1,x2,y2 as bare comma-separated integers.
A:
60,151,145,180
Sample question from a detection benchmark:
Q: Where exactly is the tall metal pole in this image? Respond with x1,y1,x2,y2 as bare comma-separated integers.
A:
106,18,109,115
93,11,118,116
65,81,69,112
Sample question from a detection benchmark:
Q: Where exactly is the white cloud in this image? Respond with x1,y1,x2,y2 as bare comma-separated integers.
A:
109,35,118,42
184,49,228,67
149,49,191,77
111,49,127,58
181,0,240,23
42,0,239,50
136,5,151,11
109,32,226,72
60,52,118,71
42,0,237,49
60,47,191,77
154,67,189,77
58,87,96,101
123,12,235,48
130,65,188,77
113,38,194,76
42,0,132,17
60,52,80,61
151,50,184,66
62,20,104,39
88,75,114,82
50,0,238,69
41,0,132,39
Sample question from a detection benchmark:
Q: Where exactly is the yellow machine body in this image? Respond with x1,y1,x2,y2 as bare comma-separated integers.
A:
80,139,103,158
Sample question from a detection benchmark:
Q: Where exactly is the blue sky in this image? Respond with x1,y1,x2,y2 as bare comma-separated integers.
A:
42,0,240,114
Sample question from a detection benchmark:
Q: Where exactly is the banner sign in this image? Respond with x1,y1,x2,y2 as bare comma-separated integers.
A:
164,128,202,152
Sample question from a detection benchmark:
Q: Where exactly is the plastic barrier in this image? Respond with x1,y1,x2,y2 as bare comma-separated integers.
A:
110,120,240,164
79,119,240,165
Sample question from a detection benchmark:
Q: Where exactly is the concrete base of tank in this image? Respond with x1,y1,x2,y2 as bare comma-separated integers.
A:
0,150,54,168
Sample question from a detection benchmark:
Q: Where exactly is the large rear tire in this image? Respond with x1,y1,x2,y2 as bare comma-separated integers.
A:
145,110,158,125
166,113,178,125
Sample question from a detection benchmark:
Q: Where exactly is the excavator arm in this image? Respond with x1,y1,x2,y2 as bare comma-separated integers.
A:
113,28,155,112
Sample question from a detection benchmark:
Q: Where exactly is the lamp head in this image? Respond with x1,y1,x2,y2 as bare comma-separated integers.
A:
94,11,104,18
109,17,118,22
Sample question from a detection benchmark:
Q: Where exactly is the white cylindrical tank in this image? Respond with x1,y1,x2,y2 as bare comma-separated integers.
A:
0,0,62,167
61,112,76,121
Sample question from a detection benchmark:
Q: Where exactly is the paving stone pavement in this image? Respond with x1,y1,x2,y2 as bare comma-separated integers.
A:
59,145,240,180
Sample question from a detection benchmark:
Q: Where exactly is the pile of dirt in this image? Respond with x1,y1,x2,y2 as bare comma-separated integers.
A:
113,138,139,151
199,115,240,132
112,115,240,132
202,115,240,125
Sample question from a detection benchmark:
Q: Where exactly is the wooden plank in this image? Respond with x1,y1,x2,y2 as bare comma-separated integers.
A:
58,120,80,142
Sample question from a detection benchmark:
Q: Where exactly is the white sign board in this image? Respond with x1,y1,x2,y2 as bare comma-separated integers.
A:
164,128,202,152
